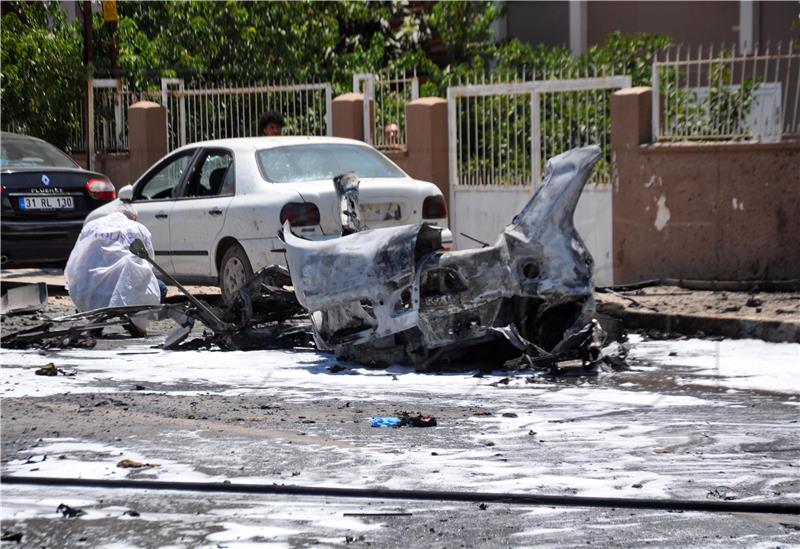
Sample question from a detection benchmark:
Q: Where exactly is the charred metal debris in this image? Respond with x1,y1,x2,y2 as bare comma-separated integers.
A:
0,263,310,352
281,145,625,370
2,146,626,371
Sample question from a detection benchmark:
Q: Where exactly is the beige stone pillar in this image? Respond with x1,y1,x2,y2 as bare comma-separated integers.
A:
332,93,364,140
405,98,449,215
332,93,375,143
610,87,652,150
128,101,167,184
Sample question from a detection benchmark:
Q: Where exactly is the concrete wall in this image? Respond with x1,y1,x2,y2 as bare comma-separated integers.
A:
611,87,800,283
588,1,738,48
506,1,798,54
72,153,132,189
505,1,570,49
760,1,799,46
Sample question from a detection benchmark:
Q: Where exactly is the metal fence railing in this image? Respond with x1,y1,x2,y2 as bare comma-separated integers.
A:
165,81,333,151
69,81,160,153
353,71,419,150
447,72,631,189
70,79,333,154
652,42,799,142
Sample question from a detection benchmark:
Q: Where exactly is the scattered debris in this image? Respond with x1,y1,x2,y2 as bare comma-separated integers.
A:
746,297,763,308
398,412,437,427
0,282,48,315
129,242,310,351
0,261,310,353
371,413,437,428
0,531,23,543
0,304,174,350
371,416,403,428
706,487,738,501
34,363,75,377
116,459,160,469
282,147,624,370
57,503,86,518
1,147,633,370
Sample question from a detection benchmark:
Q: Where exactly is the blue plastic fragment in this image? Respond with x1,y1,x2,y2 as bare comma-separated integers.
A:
371,416,403,428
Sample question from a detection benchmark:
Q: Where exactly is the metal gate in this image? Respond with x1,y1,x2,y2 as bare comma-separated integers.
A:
446,76,631,286
353,71,419,150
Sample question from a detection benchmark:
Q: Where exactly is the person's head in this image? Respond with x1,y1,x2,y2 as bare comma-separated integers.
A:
116,203,138,221
384,123,400,145
259,111,285,136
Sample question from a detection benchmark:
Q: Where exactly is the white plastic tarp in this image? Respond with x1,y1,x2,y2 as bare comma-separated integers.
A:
65,212,160,312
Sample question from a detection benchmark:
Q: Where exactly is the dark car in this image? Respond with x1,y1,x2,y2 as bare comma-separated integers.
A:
1,132,117,267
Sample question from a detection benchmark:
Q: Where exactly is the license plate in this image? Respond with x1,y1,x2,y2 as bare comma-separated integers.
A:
19,196,74,210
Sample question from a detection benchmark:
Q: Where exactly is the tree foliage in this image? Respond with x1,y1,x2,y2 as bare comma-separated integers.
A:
1,1,84,149
3,0,678,150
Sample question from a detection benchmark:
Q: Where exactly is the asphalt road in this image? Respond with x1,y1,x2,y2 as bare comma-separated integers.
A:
1,319,799,547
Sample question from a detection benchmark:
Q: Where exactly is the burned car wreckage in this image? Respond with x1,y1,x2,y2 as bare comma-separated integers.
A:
280,146,608,369
4,146,618,370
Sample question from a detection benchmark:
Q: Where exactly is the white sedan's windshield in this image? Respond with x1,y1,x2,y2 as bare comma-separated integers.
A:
257,144,405,183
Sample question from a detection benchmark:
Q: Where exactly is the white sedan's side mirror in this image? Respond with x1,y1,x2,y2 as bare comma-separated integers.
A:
118,184,133,202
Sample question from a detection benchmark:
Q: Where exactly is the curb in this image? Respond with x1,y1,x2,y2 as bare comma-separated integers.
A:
618,310,800,344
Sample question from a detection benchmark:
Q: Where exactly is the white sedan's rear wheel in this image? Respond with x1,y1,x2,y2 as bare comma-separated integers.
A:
219,243,253,305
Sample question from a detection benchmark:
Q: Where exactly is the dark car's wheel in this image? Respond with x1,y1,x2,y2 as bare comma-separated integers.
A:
219,243,253,305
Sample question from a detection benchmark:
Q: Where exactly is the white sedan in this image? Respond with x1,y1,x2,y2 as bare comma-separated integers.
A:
87,137,452,301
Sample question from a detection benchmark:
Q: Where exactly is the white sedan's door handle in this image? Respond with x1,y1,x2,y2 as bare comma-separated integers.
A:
155,212,168,219
208,208,223,216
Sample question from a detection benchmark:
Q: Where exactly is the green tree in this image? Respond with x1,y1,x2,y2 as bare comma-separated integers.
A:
1,1,84,149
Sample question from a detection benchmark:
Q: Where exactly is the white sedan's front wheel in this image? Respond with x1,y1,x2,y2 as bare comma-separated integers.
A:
219,243,253,305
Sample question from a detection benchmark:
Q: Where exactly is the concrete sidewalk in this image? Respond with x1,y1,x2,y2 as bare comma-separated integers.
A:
2,268,798,342
597,285,800,343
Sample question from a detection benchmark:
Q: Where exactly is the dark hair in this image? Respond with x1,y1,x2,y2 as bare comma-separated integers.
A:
258,111,285,133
